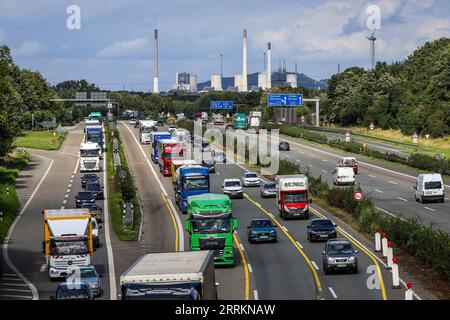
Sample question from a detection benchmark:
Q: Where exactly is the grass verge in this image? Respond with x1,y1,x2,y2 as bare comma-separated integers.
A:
16,130,67,150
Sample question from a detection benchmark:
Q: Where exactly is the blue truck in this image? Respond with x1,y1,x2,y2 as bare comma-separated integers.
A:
174,165,210,214
151,132,172,163
85,125,103,152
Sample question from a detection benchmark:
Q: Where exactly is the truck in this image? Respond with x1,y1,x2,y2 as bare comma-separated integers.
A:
80,141,101,172
248,111,262,134
276,175,311,220
139,120,156,144
150,132,172,163
157,139,184,176
175,165,210,214
213,114,224,126
185,194,238,267
84,119,100,134
170,160,198,187
233,113,247,130
89,112,102,123
85,124,104,152
225,116,233,130
120,251,217,300
43,209,94,279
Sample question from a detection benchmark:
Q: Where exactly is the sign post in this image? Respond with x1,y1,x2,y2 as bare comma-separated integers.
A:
353,191,363,202
345,131,351,142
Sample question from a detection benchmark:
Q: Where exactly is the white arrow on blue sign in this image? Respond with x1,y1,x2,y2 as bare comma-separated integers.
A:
267,94,303,107
210,101,234,109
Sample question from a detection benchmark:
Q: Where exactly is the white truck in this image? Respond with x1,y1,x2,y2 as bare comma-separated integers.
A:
80,141,101,172
120,251,217,300
248,111,262,134
43,209,94,279
140,120,156,144
276,174,311,220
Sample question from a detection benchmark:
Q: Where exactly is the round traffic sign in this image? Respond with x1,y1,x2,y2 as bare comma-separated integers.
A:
353,191,363,202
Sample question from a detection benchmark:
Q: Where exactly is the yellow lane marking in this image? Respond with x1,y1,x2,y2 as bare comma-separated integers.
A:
233,232,250,300
310,207,388,300
161,192,179,252
244,193,323,293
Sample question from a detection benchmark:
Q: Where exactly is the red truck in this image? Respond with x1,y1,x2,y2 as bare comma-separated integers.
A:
337,157,359,174
276,175,312,220
157,139,184,176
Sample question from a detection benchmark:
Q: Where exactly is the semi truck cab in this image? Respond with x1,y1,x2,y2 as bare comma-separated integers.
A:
80,142,101,172
175,165,210,214
157,139,183,176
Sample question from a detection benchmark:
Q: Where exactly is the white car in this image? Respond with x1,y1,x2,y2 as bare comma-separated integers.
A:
242,172,260,187
332,167,355,186
414,173,445,203
222,179,243,199
129,119,137,125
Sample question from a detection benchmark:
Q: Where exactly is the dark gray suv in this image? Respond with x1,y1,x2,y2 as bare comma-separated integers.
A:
322,239,359,274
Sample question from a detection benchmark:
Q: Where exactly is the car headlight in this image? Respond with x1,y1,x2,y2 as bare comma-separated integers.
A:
251,231,258,235
283,206,290,212
89,282,98,289
270,230,276,234
303,205,308,211
326,257,334,263
348,256,356,262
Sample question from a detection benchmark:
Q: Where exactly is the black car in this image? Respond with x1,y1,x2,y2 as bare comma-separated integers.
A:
51,282,94,300
279,141,290,151
81,174,99,188
85,182,104,200
75,191,96,208
307,219,337,242
322,239,359,274
202,159,215,173
247,219,277,243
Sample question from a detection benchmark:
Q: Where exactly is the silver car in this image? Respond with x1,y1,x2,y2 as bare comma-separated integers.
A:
260,182,277,198
66,266,103,297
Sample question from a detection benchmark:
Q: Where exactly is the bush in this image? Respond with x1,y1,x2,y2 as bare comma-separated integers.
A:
277,159,301,175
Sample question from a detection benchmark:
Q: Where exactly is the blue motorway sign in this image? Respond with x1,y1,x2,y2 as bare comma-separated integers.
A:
267,94,303,107
210,101,234,110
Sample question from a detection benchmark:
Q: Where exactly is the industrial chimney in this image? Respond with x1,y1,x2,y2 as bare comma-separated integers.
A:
153,29,159,93
241,28,248,92
267,42,272,89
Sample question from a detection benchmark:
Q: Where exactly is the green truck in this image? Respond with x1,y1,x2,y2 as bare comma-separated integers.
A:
233,113,247,130
185,194,238,267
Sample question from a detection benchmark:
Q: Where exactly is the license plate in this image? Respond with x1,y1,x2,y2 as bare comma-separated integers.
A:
320,235,328,238
337,264,347,268
260,236,268,239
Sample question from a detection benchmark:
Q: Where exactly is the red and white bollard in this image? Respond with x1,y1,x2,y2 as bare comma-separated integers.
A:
374,228,381,252
387,241,393,270
381,232,388,259
405,282,413,300
392,257,401,289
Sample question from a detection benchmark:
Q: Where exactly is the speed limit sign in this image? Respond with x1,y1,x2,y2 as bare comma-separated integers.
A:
353,191,364,202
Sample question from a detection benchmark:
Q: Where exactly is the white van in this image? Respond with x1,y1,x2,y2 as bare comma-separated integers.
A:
332,167,356,186
414,173,445,203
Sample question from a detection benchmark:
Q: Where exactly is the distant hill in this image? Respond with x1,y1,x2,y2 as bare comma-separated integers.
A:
197,72,328,90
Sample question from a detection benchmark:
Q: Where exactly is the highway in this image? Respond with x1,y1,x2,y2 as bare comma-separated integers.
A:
120,121,405,300
0,123,113,300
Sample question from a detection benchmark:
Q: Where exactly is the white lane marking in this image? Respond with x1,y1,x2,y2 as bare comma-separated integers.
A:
329,287,338,299
296,241,303,249
71,175,75,179
389,181,398,185
40,264,47,272
73,157,80,175
0,294,33,299
216,172,220,175
70,179,73,183
369,175,376,178
311,261,319,270
103,133,117,300
397,197,408,202
247,264,253,273
66,189,70,193
240,244,245,251
68,184,72,188
282,226,288,232
62,200,67,204
424,207,435,212
2,153,52,301
374,189,383,193
64,194,68,199
253,290,259,300
375,206,406,221
123,122,184,251
307,164,314,168
60,206,65,209
321,170,328,174
0,288,31,293
445,197,449,201
321,159,327,162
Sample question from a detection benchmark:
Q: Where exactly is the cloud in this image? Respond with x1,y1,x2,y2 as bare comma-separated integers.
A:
96,38,150,58
13,40,47,57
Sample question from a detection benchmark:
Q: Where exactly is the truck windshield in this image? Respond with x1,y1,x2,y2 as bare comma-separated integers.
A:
183,176,209,190
87,133,101,142
425,181,442,189
51,240,90,256
283,193,307,203
192,218,230,234
163,151,183,159
80,149,99,157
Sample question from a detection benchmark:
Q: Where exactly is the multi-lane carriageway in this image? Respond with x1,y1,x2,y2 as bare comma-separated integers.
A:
118,121,407,300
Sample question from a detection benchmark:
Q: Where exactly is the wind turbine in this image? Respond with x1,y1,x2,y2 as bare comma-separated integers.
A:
366,30,377,69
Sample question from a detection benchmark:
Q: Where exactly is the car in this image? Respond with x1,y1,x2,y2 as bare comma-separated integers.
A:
81,203,103,222
322,239,359,274
84,182,104,200
91,217,101,248
75,191,96,208
260,182,277,198
242,172,260,187
247,218,277,243
307,219,337,242
129,119,137,125
212,151,226,163
66,266,103,297
168,125,177,133
202,159,216,173
81,174,99,188
157,120,164,126
278,141,290,151
277,120,284,125
222,179,243,199
51,282,94,300
268,120,274,125
332,167,356,186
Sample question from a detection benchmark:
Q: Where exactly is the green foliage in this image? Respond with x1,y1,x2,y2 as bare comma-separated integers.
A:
264,124,328,144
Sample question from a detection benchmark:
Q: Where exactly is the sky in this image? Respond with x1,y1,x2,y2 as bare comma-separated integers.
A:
0,0,449,92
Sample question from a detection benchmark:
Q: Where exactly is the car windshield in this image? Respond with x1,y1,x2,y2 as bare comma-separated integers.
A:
86,184,100,190
225,181,241,187
246,173,257,178
283,193,307,203
311,220,333,228
183,176,209,190
51,240,90,255
264,183,276,189
251,220,272,228
191,218,230,233
425,181,442,189
80,149,98,157
78,192,93,199
57,285,90,300
327,243,354,255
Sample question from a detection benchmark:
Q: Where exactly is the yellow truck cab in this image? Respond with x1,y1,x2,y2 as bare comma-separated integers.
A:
171,160,197,187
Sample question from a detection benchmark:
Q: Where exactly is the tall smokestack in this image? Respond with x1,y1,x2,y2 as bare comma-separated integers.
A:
242,28,248,92
267,42,272,89
153,29,159,93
